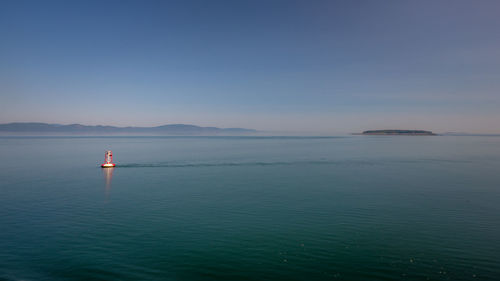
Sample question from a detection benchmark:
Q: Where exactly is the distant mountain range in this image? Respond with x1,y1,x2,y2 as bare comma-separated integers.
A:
0,123,257,135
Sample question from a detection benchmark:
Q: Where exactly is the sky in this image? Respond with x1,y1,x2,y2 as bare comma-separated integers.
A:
1,0,499,134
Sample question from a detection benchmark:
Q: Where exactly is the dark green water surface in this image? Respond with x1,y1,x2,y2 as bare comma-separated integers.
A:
1,136,499,280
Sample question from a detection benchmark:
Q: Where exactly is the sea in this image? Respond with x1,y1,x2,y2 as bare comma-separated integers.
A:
0,136,499,281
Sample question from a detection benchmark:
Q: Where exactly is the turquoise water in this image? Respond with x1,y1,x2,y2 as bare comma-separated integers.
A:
1,136,499,280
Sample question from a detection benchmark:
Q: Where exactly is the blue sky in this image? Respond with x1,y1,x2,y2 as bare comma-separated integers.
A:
1,0,499,134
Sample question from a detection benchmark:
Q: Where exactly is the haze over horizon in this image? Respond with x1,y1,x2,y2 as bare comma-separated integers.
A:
1,0,500,134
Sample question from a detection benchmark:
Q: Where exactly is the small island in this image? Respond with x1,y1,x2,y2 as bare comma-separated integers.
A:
361,130,436,136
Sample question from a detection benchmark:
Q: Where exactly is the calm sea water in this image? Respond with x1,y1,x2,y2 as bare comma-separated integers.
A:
1,136,499,281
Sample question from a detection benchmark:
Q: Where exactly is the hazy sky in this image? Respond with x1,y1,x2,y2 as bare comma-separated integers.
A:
1,0,499,134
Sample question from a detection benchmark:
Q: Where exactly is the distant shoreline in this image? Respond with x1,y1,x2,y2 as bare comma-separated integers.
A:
359,130,436,136
0,122,257,136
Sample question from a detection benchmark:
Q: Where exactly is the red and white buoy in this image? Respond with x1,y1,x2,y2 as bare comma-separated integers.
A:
101,150,116,168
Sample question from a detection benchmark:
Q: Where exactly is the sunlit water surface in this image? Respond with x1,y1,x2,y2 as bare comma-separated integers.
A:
1,136,499,280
